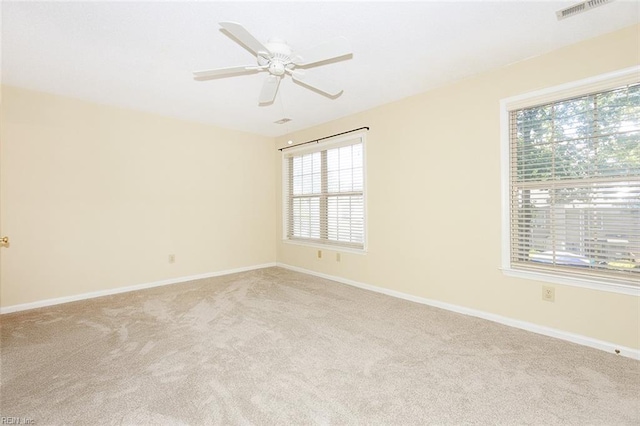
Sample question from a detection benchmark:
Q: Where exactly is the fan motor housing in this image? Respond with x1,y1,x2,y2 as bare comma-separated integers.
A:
266,38,292,56
260,39,293,77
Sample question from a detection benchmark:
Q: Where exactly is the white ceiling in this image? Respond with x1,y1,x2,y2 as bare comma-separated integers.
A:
2,1,638,137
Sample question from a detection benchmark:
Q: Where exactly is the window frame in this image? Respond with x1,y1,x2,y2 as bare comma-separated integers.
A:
500,66,640,296
282,131,367,254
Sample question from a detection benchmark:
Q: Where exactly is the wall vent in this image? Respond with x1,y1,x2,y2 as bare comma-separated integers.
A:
556,0,615,20
274,118,292,124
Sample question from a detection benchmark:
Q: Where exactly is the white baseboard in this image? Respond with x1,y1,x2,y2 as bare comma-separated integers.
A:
276,263,640,360
0,262,277,315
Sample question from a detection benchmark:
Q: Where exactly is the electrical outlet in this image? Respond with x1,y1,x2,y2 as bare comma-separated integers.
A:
317,250,322,259
336,252,341,262
168,254,175,264
542,285,555,302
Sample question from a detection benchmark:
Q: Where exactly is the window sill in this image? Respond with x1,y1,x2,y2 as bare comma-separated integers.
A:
282,239,367,255
500,267,639,296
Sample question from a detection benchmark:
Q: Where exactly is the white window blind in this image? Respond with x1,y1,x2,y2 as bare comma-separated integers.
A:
508,82,639,287
284,136,365,250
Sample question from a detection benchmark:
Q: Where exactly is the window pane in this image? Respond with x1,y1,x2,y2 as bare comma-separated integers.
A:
339,146,352,170
327,149,339,171
292,152,321,196
327,195,364,244
327,170,339,193
293,156,302,175
326,143,364,194
302,174,312,194
339,169,352,192
353,167,363,191
514,184,640,272
353,143,363,163
291,196,321,239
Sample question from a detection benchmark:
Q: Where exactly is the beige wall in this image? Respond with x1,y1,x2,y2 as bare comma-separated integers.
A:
1,86,275,307
275,25,640,349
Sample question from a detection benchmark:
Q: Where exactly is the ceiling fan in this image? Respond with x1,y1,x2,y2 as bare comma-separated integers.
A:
193,22,352,105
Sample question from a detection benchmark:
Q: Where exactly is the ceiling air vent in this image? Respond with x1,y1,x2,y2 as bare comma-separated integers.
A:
556,0,615,20
274,118,292,124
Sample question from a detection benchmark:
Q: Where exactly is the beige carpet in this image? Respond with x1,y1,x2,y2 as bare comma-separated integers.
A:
1,267,638,425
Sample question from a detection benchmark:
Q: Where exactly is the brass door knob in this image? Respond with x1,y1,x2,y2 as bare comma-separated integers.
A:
1,236,9,244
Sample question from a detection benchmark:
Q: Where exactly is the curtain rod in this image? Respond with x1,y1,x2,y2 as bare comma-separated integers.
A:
278,127,369,151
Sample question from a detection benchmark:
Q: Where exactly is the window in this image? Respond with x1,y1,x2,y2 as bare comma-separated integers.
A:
501,68,639,293
283,134,365,251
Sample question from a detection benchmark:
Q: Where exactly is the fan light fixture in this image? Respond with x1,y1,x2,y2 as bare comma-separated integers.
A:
193,22,352,105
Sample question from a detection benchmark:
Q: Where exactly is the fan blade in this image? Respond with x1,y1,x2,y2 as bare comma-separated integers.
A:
259,75,280,104
290,70,343,96
220,22,272,57
291,36,351,66
193,66,262,80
